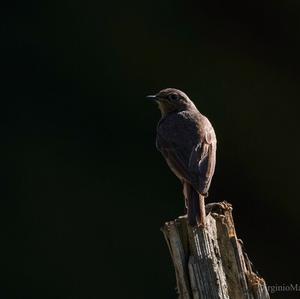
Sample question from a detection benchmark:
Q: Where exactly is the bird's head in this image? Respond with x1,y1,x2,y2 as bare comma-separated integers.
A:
147,88,196,116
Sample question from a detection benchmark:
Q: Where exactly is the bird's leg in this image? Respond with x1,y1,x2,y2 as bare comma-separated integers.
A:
184,183,197,226
183,182,189,215
198,194,206,228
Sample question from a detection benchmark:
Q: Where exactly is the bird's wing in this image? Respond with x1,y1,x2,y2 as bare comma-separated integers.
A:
157,112,216,193
156,130,192,182
188,127,216,194
157,125,216,194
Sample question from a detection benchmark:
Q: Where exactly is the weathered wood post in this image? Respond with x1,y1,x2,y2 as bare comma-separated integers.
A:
161,202,270,299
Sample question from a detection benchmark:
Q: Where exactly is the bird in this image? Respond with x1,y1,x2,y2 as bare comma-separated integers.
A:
147,88,217,227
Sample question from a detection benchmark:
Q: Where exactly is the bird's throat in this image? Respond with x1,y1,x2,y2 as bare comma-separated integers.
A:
158,101,177,116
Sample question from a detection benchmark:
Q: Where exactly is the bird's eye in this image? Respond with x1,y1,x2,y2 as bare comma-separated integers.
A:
168,93,179,101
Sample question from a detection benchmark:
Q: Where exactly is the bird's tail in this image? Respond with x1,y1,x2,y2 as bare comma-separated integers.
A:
187,186,206,227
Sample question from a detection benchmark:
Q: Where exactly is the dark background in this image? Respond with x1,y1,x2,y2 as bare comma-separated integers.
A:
1,1,300,298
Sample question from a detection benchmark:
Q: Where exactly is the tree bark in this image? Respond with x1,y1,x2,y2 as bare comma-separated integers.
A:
161,202,270,299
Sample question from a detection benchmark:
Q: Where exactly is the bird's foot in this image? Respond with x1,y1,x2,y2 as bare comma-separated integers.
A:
201,191,209,198
205,202,232,215
179,214,200,227
197,221,205,229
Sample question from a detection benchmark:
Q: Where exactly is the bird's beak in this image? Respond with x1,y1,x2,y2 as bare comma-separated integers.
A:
146,95,158,101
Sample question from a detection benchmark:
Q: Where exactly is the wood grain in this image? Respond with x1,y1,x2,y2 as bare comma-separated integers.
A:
161,202,270,299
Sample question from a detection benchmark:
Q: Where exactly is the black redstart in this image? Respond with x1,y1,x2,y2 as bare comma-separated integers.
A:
148,88,217,227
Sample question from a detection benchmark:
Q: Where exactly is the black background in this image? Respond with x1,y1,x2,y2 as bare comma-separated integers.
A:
1,1,300,298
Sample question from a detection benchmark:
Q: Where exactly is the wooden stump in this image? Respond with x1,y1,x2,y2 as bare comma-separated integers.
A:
161,202,270,299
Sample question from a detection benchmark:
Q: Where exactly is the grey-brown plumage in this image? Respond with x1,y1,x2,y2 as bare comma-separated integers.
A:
147,88,217,227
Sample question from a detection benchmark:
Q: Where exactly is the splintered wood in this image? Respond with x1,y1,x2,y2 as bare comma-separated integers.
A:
161,202,270,299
